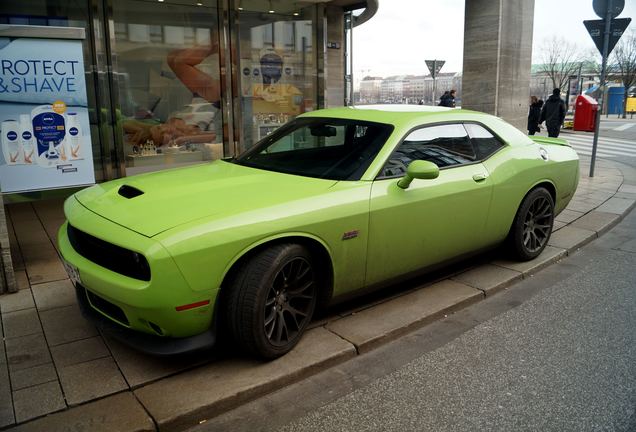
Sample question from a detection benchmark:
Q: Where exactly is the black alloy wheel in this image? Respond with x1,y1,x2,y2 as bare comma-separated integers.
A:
264,256,315,347
226,243,318,359
509,187,554,261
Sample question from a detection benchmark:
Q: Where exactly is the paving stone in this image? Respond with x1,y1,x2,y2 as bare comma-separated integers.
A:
135,327,355,431
618,184,636,194
555,208,584,224
596,197,636,215
564,200,597,214
0,289,34,313
12,220,51,249
552,220,567,231
32,199,65,221
12,381,66,423
570,211,621,236
450,264,522,295
58,357,128,406
10,363,58,391
326,280,482,354
547,226,597,251
614,191,636,200
31,279,76,311
7,203,38,223
1,308,41,339
20,246,68,286
15,270,30,290
10,392,155,432
40,304,98,346
0,363,15,428
6,333,52,372
492,245,567,276
105,336,204,388
50,336,110,368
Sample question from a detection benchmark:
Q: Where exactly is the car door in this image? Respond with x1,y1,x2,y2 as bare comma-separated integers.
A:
365,123,494,287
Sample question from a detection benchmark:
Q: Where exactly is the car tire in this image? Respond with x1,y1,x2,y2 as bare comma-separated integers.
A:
509,187,555,261
226,243,318,359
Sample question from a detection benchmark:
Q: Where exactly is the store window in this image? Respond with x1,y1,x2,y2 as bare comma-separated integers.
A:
111,0,223,175
235,2,317,152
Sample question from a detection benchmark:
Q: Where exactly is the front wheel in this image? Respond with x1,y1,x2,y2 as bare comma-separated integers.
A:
226,244,318,359
509,187,554,261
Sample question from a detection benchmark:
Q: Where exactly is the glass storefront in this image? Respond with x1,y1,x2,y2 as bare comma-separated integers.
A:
233,2,316,153
1,0,347,186
110,0,224,175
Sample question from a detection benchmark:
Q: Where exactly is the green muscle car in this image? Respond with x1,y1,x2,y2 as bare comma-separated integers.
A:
58,106,579,359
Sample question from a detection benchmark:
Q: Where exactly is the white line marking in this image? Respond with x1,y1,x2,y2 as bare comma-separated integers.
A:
614,124,635,131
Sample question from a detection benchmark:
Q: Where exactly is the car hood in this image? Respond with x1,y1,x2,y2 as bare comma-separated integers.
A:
74,160,338,237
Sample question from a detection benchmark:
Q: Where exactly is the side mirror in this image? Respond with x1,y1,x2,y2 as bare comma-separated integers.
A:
397,160,439,189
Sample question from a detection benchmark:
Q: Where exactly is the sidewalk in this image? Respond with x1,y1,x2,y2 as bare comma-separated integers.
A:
1,158,635,431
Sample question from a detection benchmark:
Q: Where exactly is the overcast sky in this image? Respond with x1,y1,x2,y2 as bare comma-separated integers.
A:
353,0,636,79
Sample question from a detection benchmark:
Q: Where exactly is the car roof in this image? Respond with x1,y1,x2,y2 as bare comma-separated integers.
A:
299,105,483,124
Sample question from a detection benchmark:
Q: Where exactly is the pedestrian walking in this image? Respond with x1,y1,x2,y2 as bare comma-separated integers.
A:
527,96,543,135
540,88,565,138
438,89,456,108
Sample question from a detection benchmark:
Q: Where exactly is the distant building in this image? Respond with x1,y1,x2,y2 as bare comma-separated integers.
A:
356,73,462,106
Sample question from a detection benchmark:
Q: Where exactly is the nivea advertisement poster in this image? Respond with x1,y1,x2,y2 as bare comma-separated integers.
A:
0,37,95,193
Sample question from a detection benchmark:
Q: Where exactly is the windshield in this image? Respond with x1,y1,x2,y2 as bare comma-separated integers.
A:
234,118,394,180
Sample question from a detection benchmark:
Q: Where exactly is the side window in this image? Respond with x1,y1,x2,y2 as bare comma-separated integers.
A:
381,124,475,177
464,123,505,160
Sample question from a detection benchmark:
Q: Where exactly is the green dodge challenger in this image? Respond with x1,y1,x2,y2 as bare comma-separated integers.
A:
58,106,579,359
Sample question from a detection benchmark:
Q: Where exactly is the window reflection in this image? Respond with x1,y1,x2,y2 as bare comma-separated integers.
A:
237,4,316,151
112,0,223,175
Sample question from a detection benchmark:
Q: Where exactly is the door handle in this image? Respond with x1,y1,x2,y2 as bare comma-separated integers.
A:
472,173,488,182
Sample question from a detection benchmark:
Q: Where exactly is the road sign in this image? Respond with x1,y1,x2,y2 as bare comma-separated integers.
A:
593,0,624,19
425,60,445,78
584,18,631,57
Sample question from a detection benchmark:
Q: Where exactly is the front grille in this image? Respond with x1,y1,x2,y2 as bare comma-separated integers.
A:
84,288,130,326
67,224,151,281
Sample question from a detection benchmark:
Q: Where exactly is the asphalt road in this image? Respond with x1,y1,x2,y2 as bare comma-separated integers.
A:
192,177,636,432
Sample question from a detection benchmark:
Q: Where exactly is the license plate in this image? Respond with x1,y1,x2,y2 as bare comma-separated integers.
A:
63,261,81,286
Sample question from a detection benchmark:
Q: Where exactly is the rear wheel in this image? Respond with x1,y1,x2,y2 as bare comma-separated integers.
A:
226,244,317,359
509,187,554,261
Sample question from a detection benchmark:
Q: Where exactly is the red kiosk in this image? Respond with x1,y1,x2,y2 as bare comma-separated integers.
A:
573,95,598,132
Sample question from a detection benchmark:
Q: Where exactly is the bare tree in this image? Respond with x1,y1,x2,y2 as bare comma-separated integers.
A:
611,31,636,118
538,37,584,91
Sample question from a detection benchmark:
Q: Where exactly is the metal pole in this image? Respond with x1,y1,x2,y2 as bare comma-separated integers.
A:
432,60,437,105
589,0,613,178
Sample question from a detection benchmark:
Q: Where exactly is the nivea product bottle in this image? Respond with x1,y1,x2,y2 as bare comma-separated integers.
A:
1,120,21,165
66,112,81,160
19,114,35,164
31,105,66,168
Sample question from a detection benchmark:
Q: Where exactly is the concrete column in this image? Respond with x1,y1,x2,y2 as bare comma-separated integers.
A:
325,5,345,107
462,0,535,130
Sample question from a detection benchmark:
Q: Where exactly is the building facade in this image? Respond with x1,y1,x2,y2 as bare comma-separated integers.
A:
0,0,376,187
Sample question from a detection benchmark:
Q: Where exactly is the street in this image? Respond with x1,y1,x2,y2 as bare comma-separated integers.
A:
191,157,636,431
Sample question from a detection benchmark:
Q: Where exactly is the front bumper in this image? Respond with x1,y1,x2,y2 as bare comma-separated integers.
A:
59,196,218,344
75,282,216,356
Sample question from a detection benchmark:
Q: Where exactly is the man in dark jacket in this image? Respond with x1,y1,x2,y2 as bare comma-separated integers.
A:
540,88,566,138
438,90,456,107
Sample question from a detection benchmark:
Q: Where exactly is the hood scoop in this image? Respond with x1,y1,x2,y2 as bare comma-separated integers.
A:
118,185,144,199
